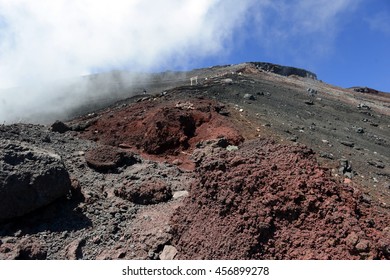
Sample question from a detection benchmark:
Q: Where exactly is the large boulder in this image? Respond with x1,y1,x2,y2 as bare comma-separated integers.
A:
0,140,71,221
51,120,71,133
85,145,140,173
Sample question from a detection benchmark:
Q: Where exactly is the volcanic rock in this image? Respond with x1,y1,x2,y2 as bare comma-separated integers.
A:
339,159,353,176
252,62,317,79
340,141,355,147
222,78,233,84
378,227,390,258
356,127,364,134
173,191,189,200
352,87,379,94
367,160,385,169
51,120,71,133
0,237,47,260
243,94,255,100
307,88,317,95
345,232,359,248
64,239,86,260
160,245,178,260
85,145,140,172
357,104,371,110
304,100,314,105
75,98,243,167
355,240,370,253
0,140,71,221
226,145,239,151
115,179,173,205
171,139,389,259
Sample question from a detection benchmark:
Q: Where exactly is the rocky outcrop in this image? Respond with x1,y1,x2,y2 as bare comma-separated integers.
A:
0,140,71,221
251,62,317,79
351,87,379,94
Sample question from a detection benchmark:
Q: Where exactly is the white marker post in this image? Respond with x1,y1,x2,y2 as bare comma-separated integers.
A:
190,76,198,86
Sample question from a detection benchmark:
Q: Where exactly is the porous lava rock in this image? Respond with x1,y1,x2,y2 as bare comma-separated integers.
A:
171,139,389,259
142,108,196,154
115,179,173,205
378,227,390,258
0,140,71,221
85,145,140,172
76,98,243,158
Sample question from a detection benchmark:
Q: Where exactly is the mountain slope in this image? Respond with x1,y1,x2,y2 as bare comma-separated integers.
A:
0,62,389,259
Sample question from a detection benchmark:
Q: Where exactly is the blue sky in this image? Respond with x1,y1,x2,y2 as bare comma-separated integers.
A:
188,0,390,92
0,0,389,93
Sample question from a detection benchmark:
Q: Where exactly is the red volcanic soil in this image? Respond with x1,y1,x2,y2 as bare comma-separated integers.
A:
71,95,389,260
76,97,243,169
171,139,390,260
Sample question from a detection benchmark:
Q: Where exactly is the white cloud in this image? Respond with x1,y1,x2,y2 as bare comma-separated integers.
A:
0,0,252,88
0,0,363,123
249,0,359,63
0,0,253,123
287,0,354,34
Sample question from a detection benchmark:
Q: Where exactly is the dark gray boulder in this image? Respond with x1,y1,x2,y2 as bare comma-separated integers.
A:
51,120,71,133
0,140,71,221
243,93,255,100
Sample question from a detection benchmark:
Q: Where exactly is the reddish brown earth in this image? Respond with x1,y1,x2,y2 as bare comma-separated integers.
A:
171,139,389,259
77,98,243,170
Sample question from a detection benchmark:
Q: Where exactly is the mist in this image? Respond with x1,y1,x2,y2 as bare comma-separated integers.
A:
0,0,253,123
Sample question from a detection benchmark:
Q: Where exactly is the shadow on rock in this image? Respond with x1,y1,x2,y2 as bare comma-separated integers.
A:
0,186,91,236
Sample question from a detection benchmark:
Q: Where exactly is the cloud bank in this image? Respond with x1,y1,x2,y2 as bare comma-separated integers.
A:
0,0,361,123
0,0,252,89
0,0,253,123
